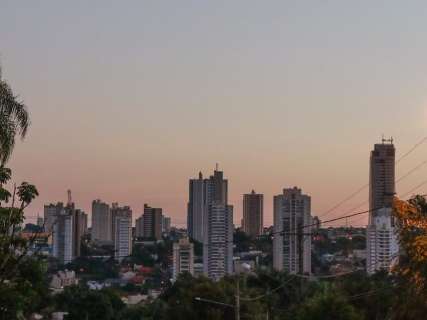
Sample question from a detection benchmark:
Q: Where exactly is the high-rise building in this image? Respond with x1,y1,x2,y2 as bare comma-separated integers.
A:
242,190,263,238
140,204,163,240
273,187,312,275
51,191,85,264
202,168,233,280
367,139,399,274
135,215,144,238
111,203,132,243
73,209,87,258
91,200,112,242
52,208,74,264
162,215,171,234
172,237,194,281
44,203,64,233
369,139,396,215
187,172,206,242
114,213,132,261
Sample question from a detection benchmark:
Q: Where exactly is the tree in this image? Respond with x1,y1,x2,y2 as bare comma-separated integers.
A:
392,196,427,319
0,69,45,319
54,285,125,320
0,73,30,165
295,284,363,320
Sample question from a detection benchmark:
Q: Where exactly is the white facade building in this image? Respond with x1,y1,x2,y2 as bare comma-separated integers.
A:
367,140,399,274
273,187,312,275
114,214,132,261
203,202,234,280
172,237,194,281
367,208,399,274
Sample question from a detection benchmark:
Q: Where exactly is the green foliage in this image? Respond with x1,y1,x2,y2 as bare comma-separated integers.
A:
66,256,119,280
0,258,50,320
0,77,29,165
295,284,363,320
55,285,125,320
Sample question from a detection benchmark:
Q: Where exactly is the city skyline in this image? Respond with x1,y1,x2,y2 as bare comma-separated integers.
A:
3,2,427,227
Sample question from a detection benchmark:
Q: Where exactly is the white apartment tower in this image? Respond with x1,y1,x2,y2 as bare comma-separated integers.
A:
114,214,132,261
91,200,112,242
367,139,399,274
110,203,132,261
172,237,194,281
273,187,312,275
202,168,233,281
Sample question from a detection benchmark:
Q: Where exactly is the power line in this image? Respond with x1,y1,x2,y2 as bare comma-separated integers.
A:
318,136,427,220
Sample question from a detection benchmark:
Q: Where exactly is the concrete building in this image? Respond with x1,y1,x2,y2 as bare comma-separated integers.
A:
369,139,396,215
367,208,399,274
367,139,399,274
91,200,112,242
162,215,171,234
111,203,132,243
73,209,86,258
110,203,132,261
187,172,206,242
52,208,74,264
50,270,78,291
114,213,132,261
44,203,64,233
242,190,263,238
273,187,312,275
141,204,162,240
172,237,194,281
135,215,144,238
203,168,233,280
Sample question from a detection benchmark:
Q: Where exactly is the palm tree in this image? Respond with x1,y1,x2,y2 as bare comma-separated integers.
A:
0,67,30,165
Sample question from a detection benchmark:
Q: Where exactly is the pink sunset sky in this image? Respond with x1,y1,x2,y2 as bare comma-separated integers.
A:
2,1,427,227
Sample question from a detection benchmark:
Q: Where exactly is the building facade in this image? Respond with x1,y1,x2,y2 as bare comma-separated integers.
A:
187,172,206,242
273,187,312,275
172,237,194,281
111,203,132,244
44,202,64,233
242,190,263,238
52,207,74,264
91,200,112,242
114,214,132,261
141,204,163,240
367,139,399,274
202,168,233,280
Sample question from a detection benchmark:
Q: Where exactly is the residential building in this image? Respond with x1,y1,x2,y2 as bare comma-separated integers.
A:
162,215,171,234
369,139,396,215
114,215,132,261
172,237,194,281
273,187,312,274
141,204,162,240
114,213,132,261
111,203,132,243
91,200,112,242
367,139,399,274
52,207,74,264
202,168,233,280
44,202,64,233
135,215,144,238
187,172,206,242
242,190,263,238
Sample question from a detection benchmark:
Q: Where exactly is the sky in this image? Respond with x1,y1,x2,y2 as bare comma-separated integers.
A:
2,1,427,227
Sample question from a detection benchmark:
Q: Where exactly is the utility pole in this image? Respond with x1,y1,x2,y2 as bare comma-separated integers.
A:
235,276,240,320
